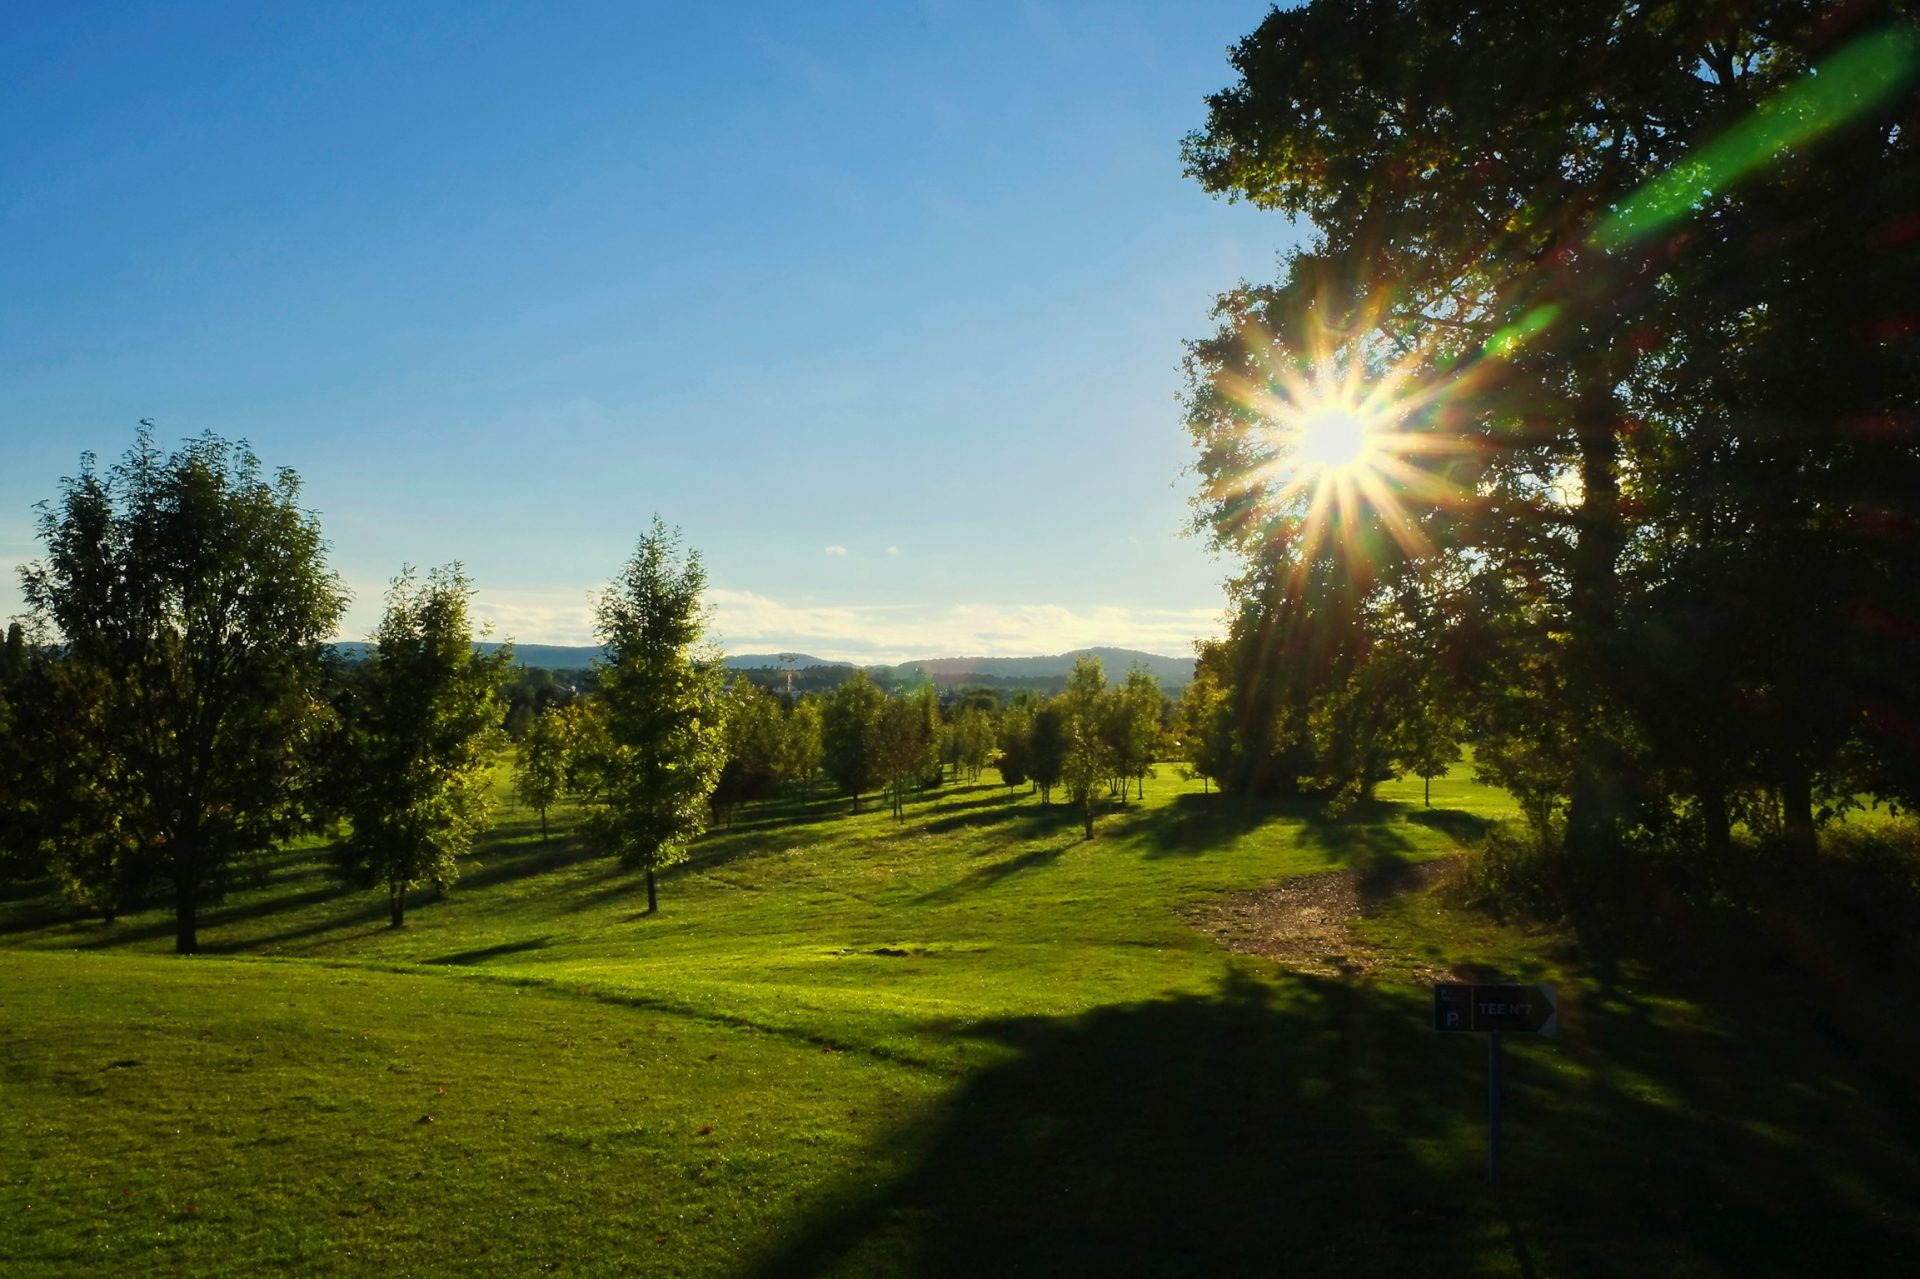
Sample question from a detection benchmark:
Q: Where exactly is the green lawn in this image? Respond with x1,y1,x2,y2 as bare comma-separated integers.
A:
3,765,1916,1276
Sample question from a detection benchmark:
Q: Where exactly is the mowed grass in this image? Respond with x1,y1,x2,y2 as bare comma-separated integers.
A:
3,763,1918,1276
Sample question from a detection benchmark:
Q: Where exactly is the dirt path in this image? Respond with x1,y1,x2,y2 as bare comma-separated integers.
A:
1182,856,1463,978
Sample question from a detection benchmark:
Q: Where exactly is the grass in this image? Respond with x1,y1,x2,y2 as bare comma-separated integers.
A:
3,763,1917,1276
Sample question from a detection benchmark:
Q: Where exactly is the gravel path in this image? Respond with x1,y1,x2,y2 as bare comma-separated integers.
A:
1182,856,1463,978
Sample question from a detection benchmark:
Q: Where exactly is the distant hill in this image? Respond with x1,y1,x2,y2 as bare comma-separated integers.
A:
722,653,852,670
333,643,1194,689
883,648,1194,688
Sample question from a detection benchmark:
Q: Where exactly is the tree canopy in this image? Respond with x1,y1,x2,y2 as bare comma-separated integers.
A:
19,427,346,951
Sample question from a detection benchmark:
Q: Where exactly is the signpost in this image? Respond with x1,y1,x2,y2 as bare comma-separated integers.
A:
1433,983,1557,1185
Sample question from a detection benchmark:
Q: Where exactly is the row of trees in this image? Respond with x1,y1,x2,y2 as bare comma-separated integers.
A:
0,433,1195,950
0,430,737,948
1176,2,1919,864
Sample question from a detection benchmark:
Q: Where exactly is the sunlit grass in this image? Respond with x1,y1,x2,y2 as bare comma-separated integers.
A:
4,763,1917,1274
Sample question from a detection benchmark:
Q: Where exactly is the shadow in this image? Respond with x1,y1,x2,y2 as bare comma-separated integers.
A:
748,970,1920,1278
1132,790,1421,866
424,936,553,966
1405,806,1497,843
913,837,1078,906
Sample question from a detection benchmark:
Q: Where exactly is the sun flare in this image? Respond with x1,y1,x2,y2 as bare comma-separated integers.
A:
1292,404,1377,475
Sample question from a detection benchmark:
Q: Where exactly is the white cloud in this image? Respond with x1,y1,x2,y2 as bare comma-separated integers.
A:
886,545,901,556
824,545,848,557
705,588,1223,663
325,580,1226,664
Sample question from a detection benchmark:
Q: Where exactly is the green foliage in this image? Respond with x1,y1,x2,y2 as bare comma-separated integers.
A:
580,518,726,913
512,709,568,841
949,705,996,783
1182,3,1920,864
994,701,1032,789
336,565,508,926
1175,649,1231,794
1027,702,1068,805
780,694,825,792
713,677,785,826
821,670,885,810
18,427,345,951
1104,664,1162,801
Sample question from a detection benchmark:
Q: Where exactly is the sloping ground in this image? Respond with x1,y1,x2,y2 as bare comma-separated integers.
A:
1183,855,1463,978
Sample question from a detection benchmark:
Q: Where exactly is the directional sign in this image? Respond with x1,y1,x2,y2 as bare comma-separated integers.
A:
1433,983,1557,1036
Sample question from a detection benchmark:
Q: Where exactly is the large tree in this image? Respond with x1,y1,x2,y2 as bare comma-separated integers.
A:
20,427,345,952
583,518,726,914
336,565,508,925
1182,2,1919,854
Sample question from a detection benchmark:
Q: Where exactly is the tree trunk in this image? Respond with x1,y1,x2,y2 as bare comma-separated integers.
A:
540,807,549,842
389,884,406,928
1565,379,1626,864
1424,774,1431,808
645,869,658,914
1082,805,1094,839
1699,772,1731,859
175,891,198,955
1780,757,1817,855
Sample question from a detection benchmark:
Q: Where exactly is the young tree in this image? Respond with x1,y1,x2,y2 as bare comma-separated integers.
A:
1106,664,1163,801
1060,655,1113,836
996,701,1033,791
874,694,929,820
514,708,568,841
1028,701,1068,805
713,676,784,828
337,566,508,926
1176,653,1230,794
583,518,727,914
781,694,825,795
822,670,885,811
20,428,346,952
951,705,997,783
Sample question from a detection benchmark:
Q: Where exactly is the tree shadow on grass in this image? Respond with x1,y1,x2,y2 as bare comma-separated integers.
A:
1132,791,1425,869
424,935,553,966
912,836,1082,906
1403,805,1498,844
747,969,1920,1279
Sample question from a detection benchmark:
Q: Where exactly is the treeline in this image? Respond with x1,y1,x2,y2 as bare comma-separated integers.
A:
0,430,1185,952
1173,3,1920,874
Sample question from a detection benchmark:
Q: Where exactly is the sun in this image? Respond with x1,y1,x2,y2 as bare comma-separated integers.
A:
1292,404,1377,475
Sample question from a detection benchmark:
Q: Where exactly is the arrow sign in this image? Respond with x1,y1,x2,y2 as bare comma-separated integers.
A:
1433,983,1558,1036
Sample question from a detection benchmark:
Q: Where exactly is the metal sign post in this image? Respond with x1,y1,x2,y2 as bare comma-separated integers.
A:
1434,983,1556,1185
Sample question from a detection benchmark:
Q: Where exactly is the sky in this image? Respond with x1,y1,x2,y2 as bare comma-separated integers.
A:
1,1,1305,663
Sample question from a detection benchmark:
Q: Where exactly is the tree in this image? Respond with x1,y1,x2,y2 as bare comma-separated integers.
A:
950,705,997,783
996,701,1033,791
336,566,508,926
822,670,885,811
875,694,929,820
1060,655,1112,835
781,695,825,795
582,518,727,914
20,428,345,952
514,708,568,842
1176,653,1231,794
1028,702,1068,805
1182,3,1920,858
713,676,784,828
1106,664,1162,801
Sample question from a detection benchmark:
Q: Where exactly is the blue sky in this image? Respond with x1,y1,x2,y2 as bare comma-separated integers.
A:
1,1,1302,661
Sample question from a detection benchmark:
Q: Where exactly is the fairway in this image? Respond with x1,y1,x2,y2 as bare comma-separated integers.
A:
6,767,1917,1276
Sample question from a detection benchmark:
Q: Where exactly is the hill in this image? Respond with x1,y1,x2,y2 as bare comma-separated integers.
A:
334,644,1194,688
